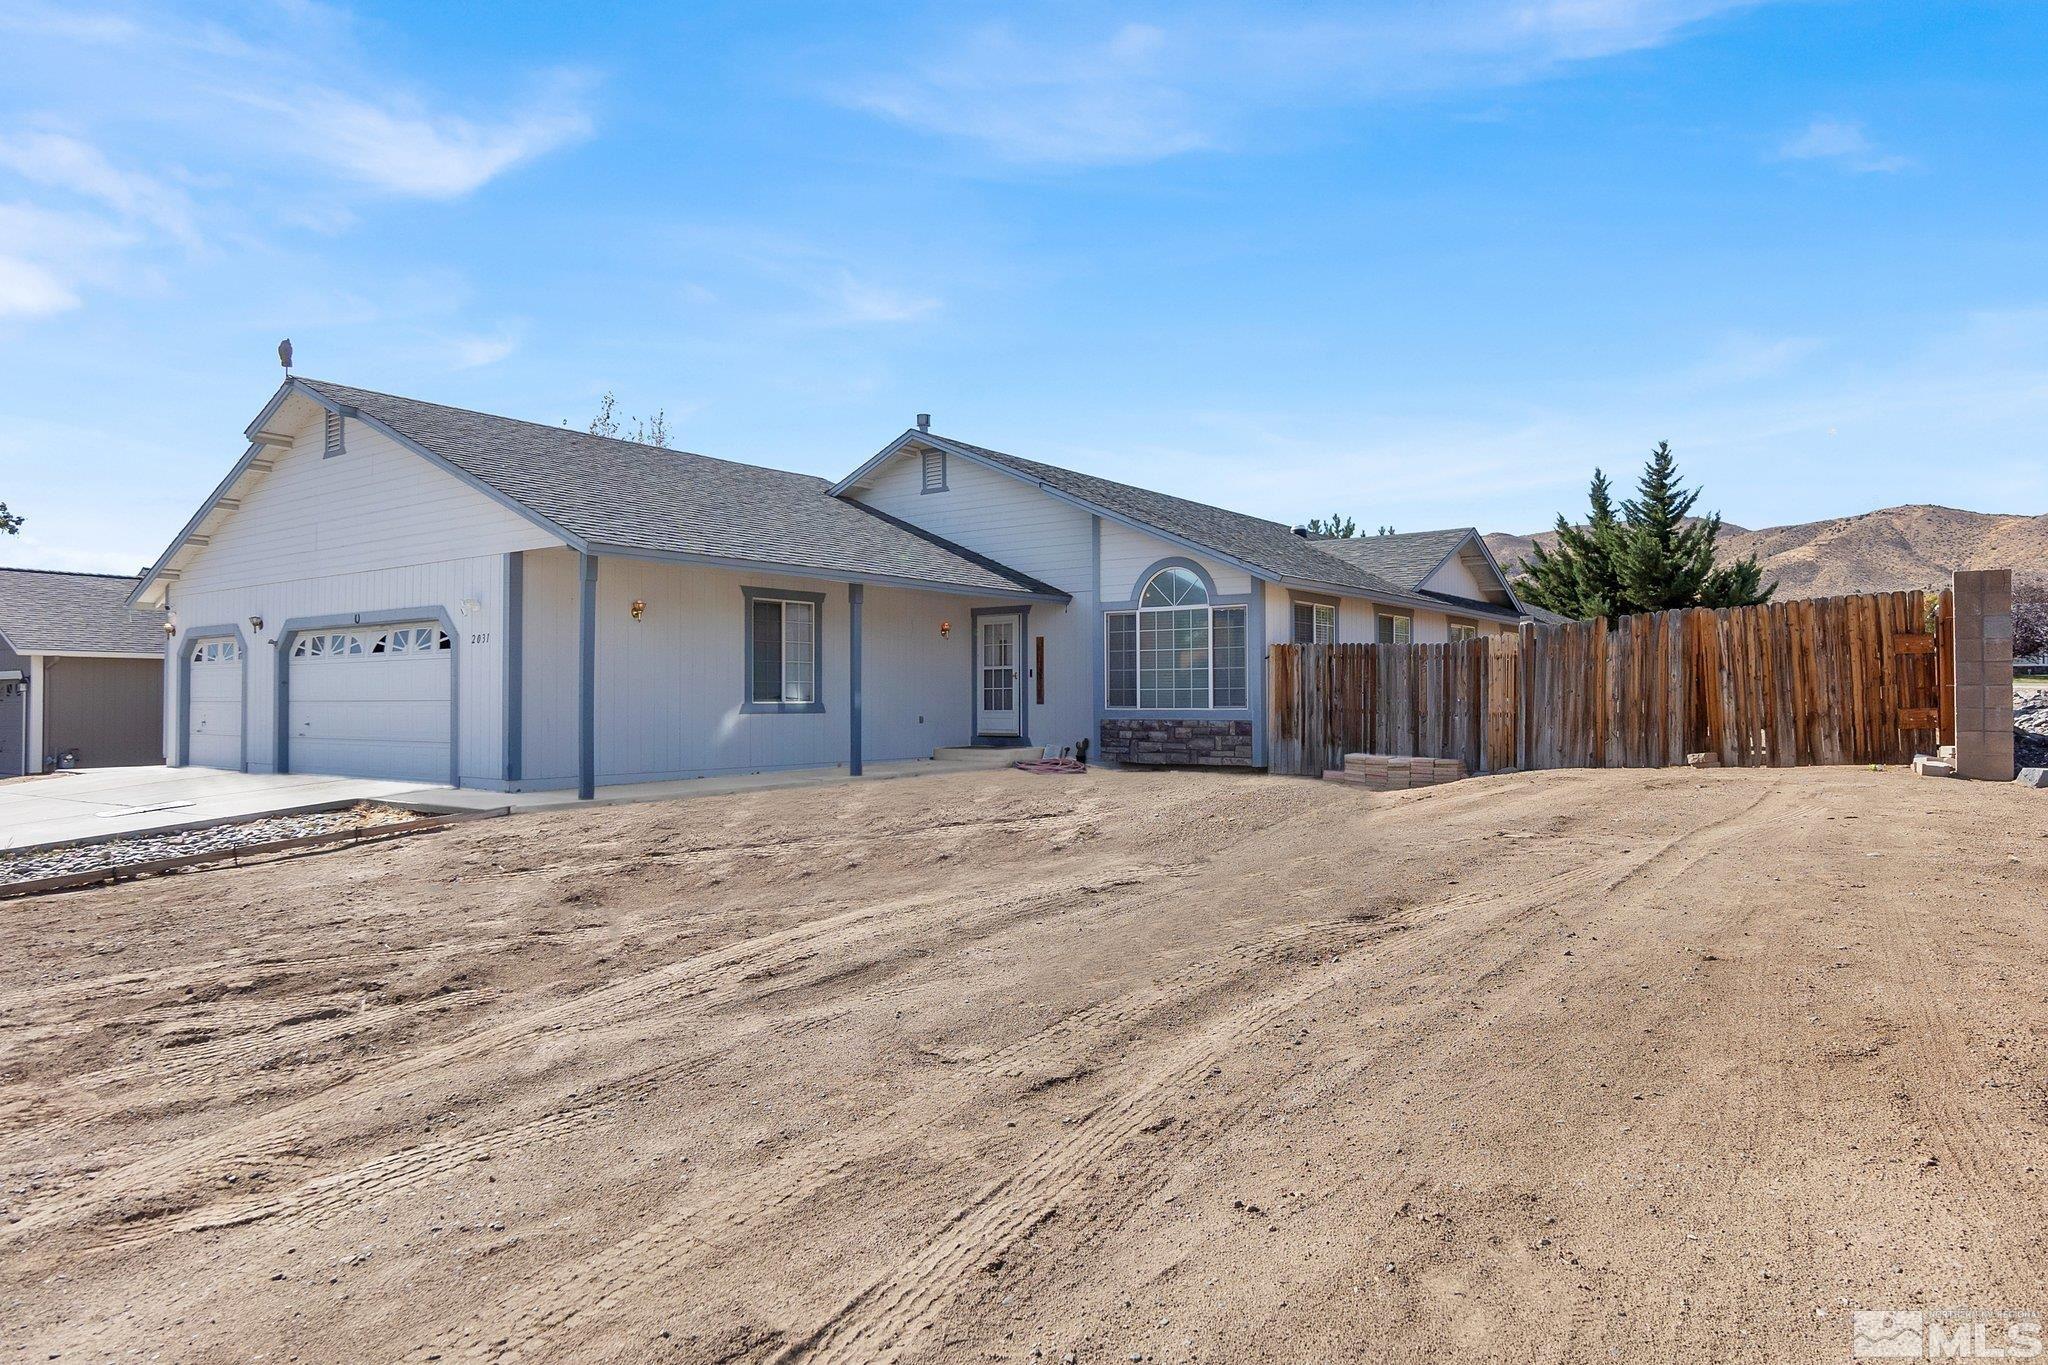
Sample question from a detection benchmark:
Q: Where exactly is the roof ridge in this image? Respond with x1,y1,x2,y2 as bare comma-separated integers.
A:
929,433,1296,533
294,377,834,484
0,566,142,582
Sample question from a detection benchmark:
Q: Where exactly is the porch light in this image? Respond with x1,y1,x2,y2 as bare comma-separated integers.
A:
162,621,177,637
249,615,263,631
630,598,647,621
939,619,951,638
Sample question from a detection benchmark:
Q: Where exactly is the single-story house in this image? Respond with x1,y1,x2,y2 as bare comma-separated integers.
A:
130,379,1527,796
1,568,168,776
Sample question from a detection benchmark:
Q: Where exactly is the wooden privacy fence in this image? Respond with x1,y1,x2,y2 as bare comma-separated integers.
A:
1268,588,1949,777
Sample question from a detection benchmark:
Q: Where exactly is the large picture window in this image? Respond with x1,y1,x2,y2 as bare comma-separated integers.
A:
746,593,819,709
1105,566,1248,711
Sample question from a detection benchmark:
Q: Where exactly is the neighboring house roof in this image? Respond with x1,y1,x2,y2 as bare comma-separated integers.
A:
1519,602,1575,626
843,434,1526,621
0,568,166,656
137,380,1066,605
1312,529,1475,589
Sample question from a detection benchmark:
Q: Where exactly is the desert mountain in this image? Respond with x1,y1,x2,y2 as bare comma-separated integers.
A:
1485,505,2048,599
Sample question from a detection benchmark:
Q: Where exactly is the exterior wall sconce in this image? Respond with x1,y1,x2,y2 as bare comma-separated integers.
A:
939,619,951,638
630,599,647,621
162,620,177,637
248,615,264,631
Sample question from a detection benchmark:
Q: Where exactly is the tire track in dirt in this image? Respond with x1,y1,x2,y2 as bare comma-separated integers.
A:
402,796,1666,1364
1868,885,2044,1292
11,861,1182,1253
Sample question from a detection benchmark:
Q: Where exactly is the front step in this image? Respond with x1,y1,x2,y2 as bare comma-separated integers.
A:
932,746,1033,768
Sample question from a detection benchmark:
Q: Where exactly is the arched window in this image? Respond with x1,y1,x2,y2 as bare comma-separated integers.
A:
1105,565,1247,711
1140,567,1206,607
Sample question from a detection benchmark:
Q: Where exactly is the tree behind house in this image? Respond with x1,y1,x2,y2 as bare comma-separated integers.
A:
1305,513,1357,539
583,392,670,448
1518,443,1773,619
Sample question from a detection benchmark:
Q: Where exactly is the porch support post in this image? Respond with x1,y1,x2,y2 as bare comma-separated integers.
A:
577,551,597,800
849,582,864,776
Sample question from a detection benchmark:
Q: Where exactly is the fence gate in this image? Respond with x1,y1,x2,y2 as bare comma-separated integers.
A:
1269,589,1949,777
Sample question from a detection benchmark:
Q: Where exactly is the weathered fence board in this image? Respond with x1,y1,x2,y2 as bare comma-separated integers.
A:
1269,589,1945,777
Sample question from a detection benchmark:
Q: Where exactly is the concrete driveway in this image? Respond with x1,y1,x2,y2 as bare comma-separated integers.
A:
0,766,445,851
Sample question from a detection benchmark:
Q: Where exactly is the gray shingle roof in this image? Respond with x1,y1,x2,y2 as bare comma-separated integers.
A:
0,568,167,656
927,436,1524,620
295,381,1063,600
1311,529,1474,590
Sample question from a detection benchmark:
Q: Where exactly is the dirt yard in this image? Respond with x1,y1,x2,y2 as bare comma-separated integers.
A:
4,764,2046,1363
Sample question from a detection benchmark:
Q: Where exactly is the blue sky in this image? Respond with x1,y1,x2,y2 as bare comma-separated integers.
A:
2,0,2045,574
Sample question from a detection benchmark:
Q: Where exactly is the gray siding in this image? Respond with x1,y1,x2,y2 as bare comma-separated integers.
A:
0,637,23,777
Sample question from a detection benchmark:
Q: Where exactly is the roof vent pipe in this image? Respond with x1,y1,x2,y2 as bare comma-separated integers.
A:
916,413,930,432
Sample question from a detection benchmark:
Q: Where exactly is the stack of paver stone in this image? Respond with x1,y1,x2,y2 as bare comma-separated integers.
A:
1320,753,1468,790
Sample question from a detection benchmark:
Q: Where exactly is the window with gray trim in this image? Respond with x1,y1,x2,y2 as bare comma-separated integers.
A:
1291,600,1335,644
1448,620,1479,643
749,596,817,705
1376,612,1413,644
1104,567,1248,710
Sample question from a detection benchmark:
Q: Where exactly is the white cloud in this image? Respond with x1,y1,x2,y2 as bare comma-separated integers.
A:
844,1,1774,166
444,331,520,369
0,129,194,239
0,254,76,317
0,5,597,320
246,79,594,199
852,23,1211,167
826,272,941,325
1776,118,1913,174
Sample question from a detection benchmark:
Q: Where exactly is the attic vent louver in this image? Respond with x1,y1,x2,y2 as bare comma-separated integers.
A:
921,446,946,493
323,411,345,459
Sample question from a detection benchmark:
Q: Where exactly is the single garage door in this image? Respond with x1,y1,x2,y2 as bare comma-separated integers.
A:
186,636,244,769
286,623,452,783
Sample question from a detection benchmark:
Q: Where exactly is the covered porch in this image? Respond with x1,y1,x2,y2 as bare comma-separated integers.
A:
528,548,1066,800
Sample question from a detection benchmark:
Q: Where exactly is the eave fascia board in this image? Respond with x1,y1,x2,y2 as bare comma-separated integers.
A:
582,540,1070,604
129,439,268,608
17,648,166,660
1465,529,1527,614
828,429,925,497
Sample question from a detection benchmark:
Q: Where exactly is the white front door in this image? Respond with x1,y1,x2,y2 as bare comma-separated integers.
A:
976,614,1021,738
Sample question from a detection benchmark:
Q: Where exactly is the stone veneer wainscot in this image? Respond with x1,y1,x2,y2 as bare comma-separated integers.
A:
1099,718,1255,767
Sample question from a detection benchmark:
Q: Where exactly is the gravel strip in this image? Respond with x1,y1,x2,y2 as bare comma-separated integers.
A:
0,803,423,888
2017,691,2048,774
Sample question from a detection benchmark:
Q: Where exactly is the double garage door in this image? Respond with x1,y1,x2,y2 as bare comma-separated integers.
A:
284,624,452,783
183,623,452,783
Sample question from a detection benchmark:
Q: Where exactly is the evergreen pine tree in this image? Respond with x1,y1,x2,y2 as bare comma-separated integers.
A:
1613,442,1771,611
1517,469,1624,618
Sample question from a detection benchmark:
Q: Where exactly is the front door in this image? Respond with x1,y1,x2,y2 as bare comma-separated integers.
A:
976,614,1020,738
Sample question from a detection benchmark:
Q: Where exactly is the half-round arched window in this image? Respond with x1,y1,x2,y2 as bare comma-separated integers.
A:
1106,563,1246,711
1139,566,1208,607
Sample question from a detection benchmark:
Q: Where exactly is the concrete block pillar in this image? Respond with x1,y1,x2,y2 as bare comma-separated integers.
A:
1953,569,2016,780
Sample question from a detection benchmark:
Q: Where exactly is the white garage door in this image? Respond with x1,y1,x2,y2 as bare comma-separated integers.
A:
286,623,452,784
186,636,244,770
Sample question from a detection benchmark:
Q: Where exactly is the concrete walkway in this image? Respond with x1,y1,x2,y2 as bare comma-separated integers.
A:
0,767,444,852
0,750,1030,851
406,751,1020,814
